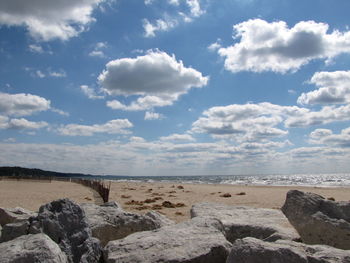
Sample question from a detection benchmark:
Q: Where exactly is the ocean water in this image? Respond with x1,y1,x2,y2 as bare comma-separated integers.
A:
96,173,350,187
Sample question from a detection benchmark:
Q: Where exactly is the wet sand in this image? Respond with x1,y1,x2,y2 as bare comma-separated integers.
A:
1,179,349,223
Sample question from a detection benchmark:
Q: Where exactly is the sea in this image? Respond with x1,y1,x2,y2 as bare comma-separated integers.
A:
90,173,350,188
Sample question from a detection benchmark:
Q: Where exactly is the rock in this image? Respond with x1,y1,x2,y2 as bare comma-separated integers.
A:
282,190,350,249
0,233,68,263
104,217,232,263
81,203,174,246
0,220,29,243
29,199,102,263
0,207,36,226
226,237,350,263
191,202,299,242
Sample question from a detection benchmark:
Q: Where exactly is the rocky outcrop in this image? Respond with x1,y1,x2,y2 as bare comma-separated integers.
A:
104,217,232,263
226,237,350,263
0,207,36,226
191,202,299,242
29,199,102,263
81,202,174,246
0,233,68,263
0,220,29,243
282,190,350,249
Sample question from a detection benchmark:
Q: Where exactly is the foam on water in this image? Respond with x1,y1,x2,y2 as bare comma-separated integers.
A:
98,173,350,187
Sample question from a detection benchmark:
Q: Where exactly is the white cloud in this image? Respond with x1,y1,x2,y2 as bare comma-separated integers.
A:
160,133,195,142
309,127,350,147
28,44,44,53
143,18,178,38
48,69,66,78
285,104,350,127
0,92,51,116
218,19,350,73
100,51,208,111
51,107,70,117
0,0,108,41
186,0,204,17
191,102,303,142
80,85,104,100
58,119,133,136
208,40,222,52
27,68,66,78
144,111,165,120
143,0,205,37
36,70,45,78
7,118,48,130
298,71,350,105
0,116,47,130
89,42,108,58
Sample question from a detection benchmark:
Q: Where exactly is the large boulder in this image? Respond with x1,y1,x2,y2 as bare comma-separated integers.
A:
282,190,350,249
104,217,232,263
28,199,102,263
0,220,29,243
81,202,174,246
0,207,36,226
191,203,299,242
226,237,350,263
0,233,68,263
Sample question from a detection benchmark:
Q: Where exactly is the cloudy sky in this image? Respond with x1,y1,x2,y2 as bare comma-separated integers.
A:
1,0,350,176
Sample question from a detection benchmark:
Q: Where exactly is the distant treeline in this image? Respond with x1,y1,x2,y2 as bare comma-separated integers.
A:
0,166,94,179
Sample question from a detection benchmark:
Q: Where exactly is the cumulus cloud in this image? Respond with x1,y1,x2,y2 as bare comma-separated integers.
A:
309,127,350,147
218,19,350,73
80,85,104,100
285,104,350,127
100,51,208,111
0,92,51,116
0,116,47,130
7,118,48,130
58,119,133,136
160,133,195,142
144,111,165,120
48,69,66,78
28,44,44,53
89,42,108,58
191,102,305,142
143,0,205,37
298,71,350,105
143,18,178,38
0,0,107,41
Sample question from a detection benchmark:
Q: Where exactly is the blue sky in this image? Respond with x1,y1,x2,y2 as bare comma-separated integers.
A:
1,0,350,176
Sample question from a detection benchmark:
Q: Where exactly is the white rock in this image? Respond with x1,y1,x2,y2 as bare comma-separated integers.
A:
104,217,231,263
81,203,174,246
0,207,36,226
191,202,299,242
0,233,68,263
282,190,350,249
227,237,350,263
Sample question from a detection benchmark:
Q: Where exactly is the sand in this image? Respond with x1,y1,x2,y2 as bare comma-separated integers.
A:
1,178,349,222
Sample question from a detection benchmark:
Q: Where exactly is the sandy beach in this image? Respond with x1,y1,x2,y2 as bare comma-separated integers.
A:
0,179,349,222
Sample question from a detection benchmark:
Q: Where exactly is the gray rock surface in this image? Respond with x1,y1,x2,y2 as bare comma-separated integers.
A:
104,217,232,263
29,199,102,263
81,202,174,246
191,202,299,242
0,220,29,243
0,207,36,226
282,190,350,249
226,237,350,263
0,233,68,263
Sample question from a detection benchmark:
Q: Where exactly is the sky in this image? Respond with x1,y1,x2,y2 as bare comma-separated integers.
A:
1,0,350,176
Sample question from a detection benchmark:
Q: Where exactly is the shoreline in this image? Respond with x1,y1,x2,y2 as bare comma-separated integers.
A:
1,179,349,223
